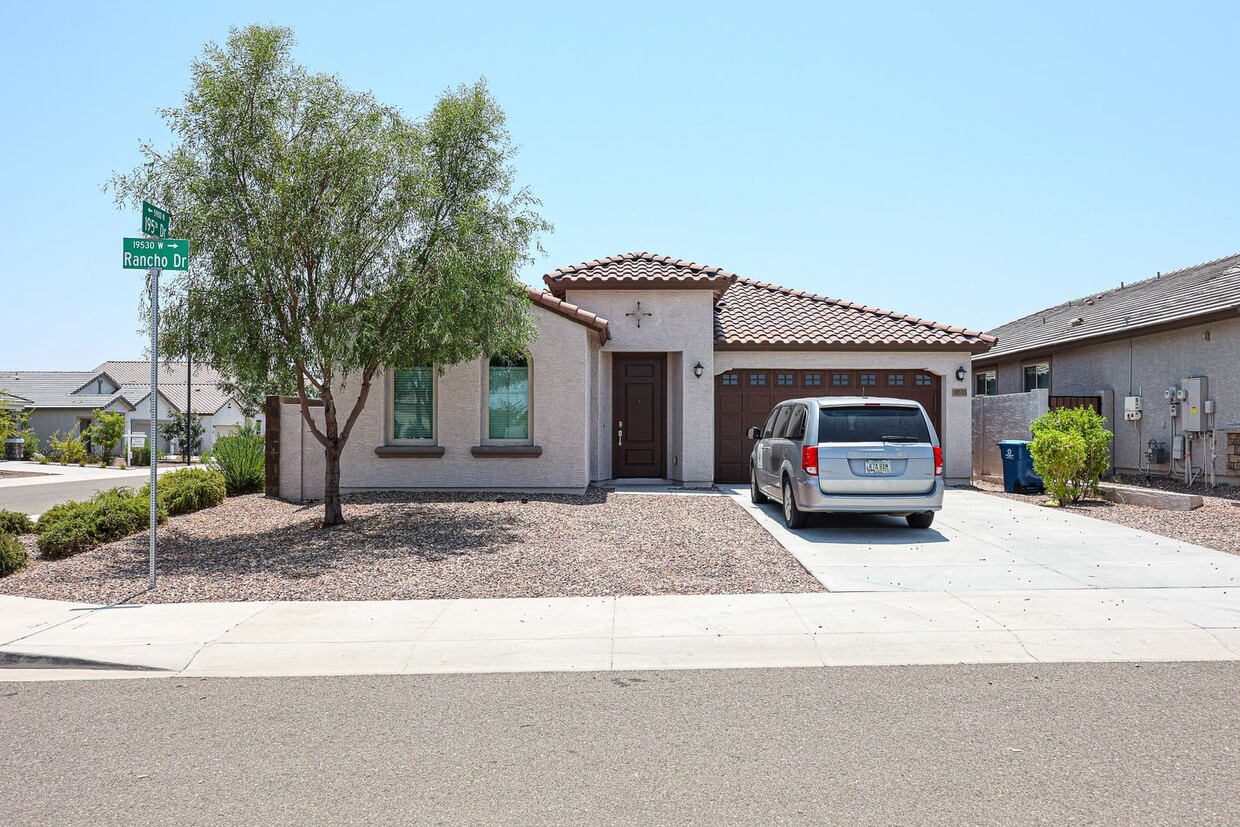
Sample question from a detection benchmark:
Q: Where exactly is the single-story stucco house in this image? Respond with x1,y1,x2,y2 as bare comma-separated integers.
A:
0,361,263,456
972,252,1240,484
267,252,995,499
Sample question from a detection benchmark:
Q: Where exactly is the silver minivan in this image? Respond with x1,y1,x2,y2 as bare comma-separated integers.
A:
747,396,944,529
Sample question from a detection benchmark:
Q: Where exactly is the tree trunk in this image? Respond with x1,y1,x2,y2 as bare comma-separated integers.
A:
323,443,344,526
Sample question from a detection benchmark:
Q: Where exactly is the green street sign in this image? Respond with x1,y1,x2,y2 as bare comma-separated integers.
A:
142,201,169,238
122,237,190,271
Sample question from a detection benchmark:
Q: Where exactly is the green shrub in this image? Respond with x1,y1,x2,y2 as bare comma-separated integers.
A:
1030,406,1113,505
0,510,35,535
47,429,88,465
131,445,164,467
88,409,126,460
34,488,166,559
212,430,265,495
139,468,226,516
34,453,49,465
0,533,28,576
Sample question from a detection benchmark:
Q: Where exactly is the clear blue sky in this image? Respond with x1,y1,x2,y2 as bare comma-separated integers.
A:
2,1,1237,368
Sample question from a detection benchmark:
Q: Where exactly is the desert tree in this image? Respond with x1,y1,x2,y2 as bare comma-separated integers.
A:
110,26,546,525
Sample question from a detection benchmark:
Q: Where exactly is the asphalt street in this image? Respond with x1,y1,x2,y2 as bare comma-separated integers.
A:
2,662,1237,826
0,476,154,516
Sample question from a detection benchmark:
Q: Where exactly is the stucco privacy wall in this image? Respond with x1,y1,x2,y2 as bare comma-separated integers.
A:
570,289,716,484
971,390,1049,479
275,306,593,500
716,351,977,483
1039,317,1240,482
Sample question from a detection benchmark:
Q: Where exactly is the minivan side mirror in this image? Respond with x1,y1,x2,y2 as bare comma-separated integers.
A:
746,426,762,439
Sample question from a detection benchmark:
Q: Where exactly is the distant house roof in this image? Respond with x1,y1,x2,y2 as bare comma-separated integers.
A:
715,278,996,352
0,371,133,411
543,252,737,299
123,384,237,417
525,287,611,343
94,360,226,387
974,253,1240,366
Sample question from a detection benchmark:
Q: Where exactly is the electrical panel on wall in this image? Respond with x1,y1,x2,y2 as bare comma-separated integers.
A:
1181,376,1209,432
1123,396,1142,421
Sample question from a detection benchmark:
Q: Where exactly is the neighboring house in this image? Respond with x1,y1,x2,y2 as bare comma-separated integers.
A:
973,252,1240,483
270,251,994,500
0,361,264,456
0,371,135,453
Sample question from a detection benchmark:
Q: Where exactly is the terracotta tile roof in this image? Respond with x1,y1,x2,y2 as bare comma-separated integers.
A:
526,287,611,343
974,252,1240,365
543,252,736,299
715,278,997,353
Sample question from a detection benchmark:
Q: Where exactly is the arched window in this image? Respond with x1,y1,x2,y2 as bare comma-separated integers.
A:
486,355,530,441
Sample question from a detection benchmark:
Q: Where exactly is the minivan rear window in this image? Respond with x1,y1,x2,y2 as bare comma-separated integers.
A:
818,406,930,444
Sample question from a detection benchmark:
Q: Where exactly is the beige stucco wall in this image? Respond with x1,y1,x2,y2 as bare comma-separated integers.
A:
715,351,977,483
568,288,716,484
276,306,595,500
970,390,1050,479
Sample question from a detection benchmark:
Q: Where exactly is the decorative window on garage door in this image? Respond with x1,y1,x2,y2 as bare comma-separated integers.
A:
720,372,739,386
831,372,850,387
887,373,905,386
776,372,795,386
748,372,767,386
915,373,933,387
859,373,877,387
804,372,822,387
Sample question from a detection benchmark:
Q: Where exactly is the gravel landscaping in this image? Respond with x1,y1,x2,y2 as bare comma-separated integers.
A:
973,478,1240,556
0,489,822,604
0,468,51,479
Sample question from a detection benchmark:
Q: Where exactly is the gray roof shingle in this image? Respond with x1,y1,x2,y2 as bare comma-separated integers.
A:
0,371,132,410
975,253,1240,364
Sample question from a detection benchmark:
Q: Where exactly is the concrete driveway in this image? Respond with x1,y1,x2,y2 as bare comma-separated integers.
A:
726,487,1240,592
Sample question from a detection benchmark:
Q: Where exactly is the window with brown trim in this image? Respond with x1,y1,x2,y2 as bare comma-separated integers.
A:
720,372,739,386
804,372,822,387
915,373,933,387
749,372,767,387
887,373,905,387
831,372,850,387
776,372,795,387
859,373,877,387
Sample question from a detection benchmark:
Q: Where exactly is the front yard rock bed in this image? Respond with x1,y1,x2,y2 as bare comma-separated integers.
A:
974,478,1240,556
0,488,822,604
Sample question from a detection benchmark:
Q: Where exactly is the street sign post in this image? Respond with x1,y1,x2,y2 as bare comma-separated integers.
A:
142,201,169,238
122,237,190,271
129,201,179,589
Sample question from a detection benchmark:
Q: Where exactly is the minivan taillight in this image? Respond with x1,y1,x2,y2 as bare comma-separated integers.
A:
802,446,819,476
933,446,944,477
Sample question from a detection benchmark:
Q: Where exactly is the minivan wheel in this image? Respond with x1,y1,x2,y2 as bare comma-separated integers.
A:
750,466,768,504
906,512,934,529
782,479,809,529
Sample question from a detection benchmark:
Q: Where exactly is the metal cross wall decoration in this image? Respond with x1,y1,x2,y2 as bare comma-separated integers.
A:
626,301,653,328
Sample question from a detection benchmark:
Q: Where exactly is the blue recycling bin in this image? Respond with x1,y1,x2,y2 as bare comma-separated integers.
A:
997,440,1043,493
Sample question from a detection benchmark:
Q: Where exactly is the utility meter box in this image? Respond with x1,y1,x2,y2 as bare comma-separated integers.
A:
1181,376,1209,432
1123,396,1142,421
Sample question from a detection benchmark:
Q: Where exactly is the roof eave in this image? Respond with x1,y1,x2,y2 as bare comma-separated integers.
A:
715,340,995,354
973,304,1240,366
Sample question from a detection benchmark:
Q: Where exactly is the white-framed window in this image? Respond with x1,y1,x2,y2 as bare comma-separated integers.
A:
389,366,436,443
485,355,531,443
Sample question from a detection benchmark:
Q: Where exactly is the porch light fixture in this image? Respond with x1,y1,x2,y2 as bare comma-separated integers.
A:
955,366,967,382
693,361,704,378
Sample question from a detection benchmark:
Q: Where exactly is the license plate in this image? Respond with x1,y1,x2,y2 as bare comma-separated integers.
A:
864,460,890,475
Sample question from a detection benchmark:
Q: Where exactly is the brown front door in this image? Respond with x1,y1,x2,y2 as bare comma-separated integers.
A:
612,354,666,478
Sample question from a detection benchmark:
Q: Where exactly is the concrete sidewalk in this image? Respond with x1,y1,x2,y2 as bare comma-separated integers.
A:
3,588,1238,681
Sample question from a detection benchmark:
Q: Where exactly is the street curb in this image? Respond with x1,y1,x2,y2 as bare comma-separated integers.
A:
0,650,168,672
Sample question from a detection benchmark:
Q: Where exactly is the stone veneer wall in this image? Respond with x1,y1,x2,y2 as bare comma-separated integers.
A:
1227,428,1240,474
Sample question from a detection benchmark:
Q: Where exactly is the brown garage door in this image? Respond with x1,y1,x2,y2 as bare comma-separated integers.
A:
714,369,942,483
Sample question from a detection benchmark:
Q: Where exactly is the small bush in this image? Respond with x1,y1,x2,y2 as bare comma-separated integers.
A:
131,445,162,467
0,534,28,577
1030,406,1113,505
139,468,226,516
0,510,35,535
47,429,88,465
35,488,166,559
212,430,265,495
34,453,48,465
